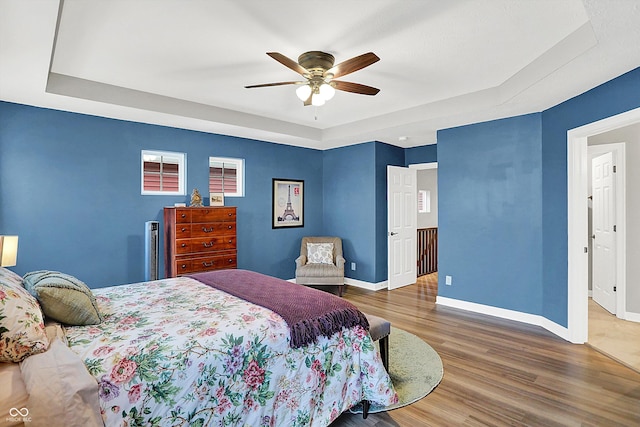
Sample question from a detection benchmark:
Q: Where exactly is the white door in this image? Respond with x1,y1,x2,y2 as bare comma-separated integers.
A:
592,152,616,314
387,166,417,290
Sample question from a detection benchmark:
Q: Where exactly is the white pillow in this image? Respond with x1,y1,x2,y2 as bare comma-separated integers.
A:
19,324,103,427
306,242,335,265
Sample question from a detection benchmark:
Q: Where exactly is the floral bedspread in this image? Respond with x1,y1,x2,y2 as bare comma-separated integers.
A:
65,277,397,427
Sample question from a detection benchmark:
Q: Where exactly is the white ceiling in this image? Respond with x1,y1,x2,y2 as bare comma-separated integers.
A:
1,0,639,149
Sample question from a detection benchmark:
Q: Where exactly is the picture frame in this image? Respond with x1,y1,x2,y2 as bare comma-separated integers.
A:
272,178,304,228
209,192,224,207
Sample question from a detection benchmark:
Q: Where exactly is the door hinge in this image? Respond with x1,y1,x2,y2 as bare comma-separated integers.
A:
584,246,588,253
614,286,617,292
613,165,617,173
614,225,617,232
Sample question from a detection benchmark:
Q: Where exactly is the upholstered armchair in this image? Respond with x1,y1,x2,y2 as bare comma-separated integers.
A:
295,236,345,296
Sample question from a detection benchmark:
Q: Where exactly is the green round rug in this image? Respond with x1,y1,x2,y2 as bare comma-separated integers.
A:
351,326,444,414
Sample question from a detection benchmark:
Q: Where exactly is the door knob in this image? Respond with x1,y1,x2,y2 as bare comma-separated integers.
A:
390,232,398,236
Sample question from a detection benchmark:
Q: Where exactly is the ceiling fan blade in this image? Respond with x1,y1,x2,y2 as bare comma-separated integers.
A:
325,52,379,79
244,81,302,89
267,52,310,76
332,80,380,95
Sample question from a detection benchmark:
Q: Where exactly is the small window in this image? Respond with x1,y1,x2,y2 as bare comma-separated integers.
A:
418,190,431,213
141,150,186,195
209,157,244,197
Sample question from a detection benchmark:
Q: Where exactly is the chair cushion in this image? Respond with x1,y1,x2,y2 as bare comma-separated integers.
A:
306,242,334,265
296,263,343,285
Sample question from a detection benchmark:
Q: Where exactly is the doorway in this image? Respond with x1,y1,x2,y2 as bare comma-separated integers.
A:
567,107,640,343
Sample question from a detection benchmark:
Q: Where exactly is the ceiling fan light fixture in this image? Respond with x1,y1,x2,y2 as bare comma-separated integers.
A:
296,84,312,101
311,92,325,106
319,83,335,101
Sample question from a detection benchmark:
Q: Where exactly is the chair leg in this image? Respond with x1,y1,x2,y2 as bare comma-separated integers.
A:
338,284,344,297
379,335,389,371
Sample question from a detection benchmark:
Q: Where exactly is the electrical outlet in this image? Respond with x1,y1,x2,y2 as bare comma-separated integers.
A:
351,262,356,271
445,275,452,286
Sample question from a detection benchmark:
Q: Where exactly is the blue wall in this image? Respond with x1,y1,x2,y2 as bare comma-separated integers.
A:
322,141,404,284
405,143,437,165
437,114,543,314
323,143,377,282
0,102,323,287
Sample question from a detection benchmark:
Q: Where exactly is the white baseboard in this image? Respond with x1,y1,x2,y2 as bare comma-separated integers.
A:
436,296,570,342
623,311,640,322
345,277,388,291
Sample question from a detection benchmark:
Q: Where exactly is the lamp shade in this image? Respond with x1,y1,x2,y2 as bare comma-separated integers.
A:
296,84,312,101
0,235,18,267
319,83,335,101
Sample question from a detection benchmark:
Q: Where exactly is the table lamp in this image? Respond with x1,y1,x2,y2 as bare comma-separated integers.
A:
0,235,19,267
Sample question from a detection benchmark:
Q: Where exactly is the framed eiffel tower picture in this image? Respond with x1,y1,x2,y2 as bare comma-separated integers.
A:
272,178,304,228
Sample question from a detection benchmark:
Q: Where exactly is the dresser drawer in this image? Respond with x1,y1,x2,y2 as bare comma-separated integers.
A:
174,253,237,275
175,236,236,254
173,209,192,223
174,222,236,239
191,207,236,223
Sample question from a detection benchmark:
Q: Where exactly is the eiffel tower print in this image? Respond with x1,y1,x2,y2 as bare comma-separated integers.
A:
278,184,299,221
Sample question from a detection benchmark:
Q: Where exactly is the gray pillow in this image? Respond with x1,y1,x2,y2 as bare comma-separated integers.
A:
23,271,102,326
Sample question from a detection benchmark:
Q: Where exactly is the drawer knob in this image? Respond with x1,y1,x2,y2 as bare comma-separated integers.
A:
181,243,187,248
228,225,232,229
228,259,234,263
181,227,186,232
181,214,186,218
228,213,232,216
228,239,232,243
181,264,187,269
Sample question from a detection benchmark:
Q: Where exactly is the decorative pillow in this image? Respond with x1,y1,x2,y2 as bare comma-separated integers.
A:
306,242,335,265
0,268,49,363
23,271,102,326
20,324,103,427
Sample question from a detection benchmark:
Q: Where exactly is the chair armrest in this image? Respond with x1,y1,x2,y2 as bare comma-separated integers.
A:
336,255,346,269
295,255,306,269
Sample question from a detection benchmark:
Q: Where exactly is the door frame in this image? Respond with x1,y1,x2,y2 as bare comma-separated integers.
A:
588,143,626,317
567,107,638,343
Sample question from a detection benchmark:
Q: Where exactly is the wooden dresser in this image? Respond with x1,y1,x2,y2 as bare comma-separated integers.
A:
164,207,237,277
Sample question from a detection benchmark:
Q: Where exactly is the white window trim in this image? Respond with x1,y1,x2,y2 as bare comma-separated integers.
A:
141,150,186,196
209,156,245,197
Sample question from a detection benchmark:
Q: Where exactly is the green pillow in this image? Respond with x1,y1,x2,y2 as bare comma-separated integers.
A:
23,271,102,326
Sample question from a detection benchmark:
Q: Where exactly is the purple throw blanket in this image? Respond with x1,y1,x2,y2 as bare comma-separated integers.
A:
190,269,369,348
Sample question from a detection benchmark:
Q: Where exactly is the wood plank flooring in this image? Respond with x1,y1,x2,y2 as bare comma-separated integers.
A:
331,273,640,427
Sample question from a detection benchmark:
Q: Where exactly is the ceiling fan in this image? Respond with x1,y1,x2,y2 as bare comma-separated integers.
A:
245,51,380,106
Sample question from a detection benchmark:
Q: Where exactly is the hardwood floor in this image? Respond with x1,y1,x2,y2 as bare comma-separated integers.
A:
331,273,640,427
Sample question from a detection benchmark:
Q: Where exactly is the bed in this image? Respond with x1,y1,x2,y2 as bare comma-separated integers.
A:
0,267,397,427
